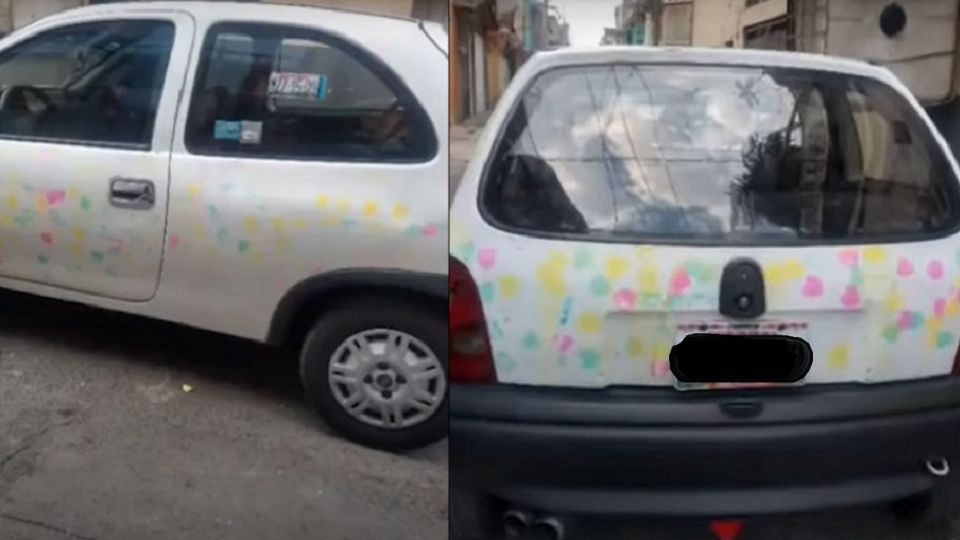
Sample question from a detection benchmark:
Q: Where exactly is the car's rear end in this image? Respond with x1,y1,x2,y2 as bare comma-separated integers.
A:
449,47,960,536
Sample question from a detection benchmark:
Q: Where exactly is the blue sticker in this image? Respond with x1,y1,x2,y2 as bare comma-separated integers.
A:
214,120,241,140
317,74,329,101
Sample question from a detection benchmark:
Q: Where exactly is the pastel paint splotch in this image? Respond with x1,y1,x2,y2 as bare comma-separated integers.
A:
498,275,521,300
577,312,602,334
579,349,601,370
168,234,182,249
896,257,914,277
589,275,611,297
838,249,859,268
522,331,539,350
670,267,692,296
828,345,849,370
40,232,53,245
604,257,629,280
801,275,823,298
928,260,945,280
45,190,66,207
863,246,887,264
626,337,643,357
422,224,440,237
557,334,574,354
841,286,860,309
935,298,947,319
477,248,497,270
573,248,593,269
613,288,637,310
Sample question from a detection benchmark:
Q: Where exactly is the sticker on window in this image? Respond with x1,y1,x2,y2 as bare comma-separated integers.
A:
214,120,241,140
268,72,328,101
240,121,262,145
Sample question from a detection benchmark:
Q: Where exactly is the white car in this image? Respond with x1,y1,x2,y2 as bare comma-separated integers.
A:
450,46,960,536
0,2,448,451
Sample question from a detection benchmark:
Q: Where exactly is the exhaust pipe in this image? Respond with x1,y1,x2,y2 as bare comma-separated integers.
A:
530,516,565,540
926,455,951,477
502,509,532,538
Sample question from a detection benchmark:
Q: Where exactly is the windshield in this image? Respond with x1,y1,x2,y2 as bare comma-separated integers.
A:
482,64,960,243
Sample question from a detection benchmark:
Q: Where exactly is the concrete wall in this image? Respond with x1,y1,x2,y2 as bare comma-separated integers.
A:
690,0,787,48
277,0,415,18
822,0,957,104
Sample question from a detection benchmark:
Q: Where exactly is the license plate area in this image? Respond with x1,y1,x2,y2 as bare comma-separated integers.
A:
672,322,811,391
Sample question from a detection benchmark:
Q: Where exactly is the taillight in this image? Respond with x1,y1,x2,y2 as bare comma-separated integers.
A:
449,256,497,383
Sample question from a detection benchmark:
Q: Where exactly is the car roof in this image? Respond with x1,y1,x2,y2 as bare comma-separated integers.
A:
526,46,896,83
53,1,419,26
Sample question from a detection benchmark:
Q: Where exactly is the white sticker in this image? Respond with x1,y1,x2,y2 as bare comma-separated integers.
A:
268,72,328,100
240,121,262,145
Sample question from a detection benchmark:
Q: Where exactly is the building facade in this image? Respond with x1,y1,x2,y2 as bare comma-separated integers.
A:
0,0,447,34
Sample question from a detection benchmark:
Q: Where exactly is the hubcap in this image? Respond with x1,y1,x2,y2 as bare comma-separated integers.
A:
327,329,445,430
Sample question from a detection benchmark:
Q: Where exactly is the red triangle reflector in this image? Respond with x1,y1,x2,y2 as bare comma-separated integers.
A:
710,520,744,540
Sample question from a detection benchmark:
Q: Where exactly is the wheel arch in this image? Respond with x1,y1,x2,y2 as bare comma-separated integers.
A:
266,268,447,347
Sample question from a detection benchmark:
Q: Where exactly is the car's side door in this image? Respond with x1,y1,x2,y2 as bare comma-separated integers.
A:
162,20,444,338
0,12,194,301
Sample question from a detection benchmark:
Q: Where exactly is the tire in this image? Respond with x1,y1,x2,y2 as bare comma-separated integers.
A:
300,297,447,451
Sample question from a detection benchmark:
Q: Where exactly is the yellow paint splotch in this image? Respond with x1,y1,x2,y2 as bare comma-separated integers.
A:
536,261,567,298
638,266,659,295
315,195,329,209
627,337,643,358
243,216,258,234
653,343,671,361
948,299,960,318
605,256,629,281
577,312,602,334
765,260,805,286
828,345,849,370
393,204,410,221
884,290,905,313
498,275,521,300
187,183,202,201
35,195,47,213
864,246,887,264
363,201,379,218
5,196,16,210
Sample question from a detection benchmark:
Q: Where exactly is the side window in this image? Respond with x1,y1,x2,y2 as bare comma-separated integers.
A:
185,22,437,162
0,20,175,148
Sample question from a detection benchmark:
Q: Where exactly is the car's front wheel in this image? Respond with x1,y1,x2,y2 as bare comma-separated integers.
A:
300,298,447,451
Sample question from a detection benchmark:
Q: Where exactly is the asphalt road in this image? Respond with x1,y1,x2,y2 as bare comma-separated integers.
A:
0,289,447,540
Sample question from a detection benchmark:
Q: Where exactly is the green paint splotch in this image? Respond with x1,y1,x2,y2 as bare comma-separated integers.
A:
579,348,601,370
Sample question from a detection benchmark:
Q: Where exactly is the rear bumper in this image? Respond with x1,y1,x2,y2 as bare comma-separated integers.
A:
450,377,960,517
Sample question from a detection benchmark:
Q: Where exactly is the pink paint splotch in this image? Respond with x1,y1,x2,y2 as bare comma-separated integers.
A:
801,276,823,298
613,288,637,310
168,234,182,249
477,248,497,270
935,298,947,319
669,268,691,296
422,224,440,237
896,257,914,277
838,249,859,268
840,285,860,309
40,232,53,245
928,260,945,280
557,334,574,354
45,190,66,207
650,360,670,379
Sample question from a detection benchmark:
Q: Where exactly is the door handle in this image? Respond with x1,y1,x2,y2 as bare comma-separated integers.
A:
109,177,155,209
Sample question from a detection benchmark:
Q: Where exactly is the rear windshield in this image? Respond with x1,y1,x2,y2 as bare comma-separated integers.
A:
481,64,960,243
